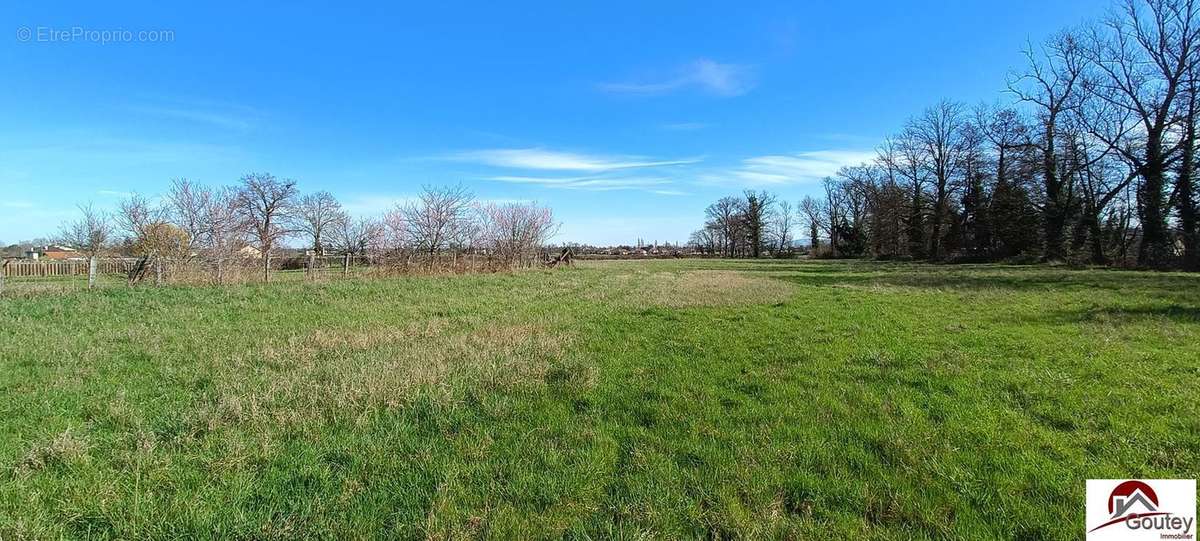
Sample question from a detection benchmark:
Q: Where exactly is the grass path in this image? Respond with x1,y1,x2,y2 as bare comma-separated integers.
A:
1,260,1197,538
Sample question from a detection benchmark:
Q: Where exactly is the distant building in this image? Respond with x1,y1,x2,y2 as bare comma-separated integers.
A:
26,245,78,260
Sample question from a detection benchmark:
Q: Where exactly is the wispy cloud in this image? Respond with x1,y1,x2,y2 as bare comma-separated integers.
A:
97,189,134,198
704,150,876,185
485,174,672,192
600,59,754,97
452,148,699,172
455,147,697,194
129,104,254,131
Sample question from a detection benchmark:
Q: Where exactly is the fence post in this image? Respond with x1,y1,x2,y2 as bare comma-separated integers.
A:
155,258,163,286
343,253,350,278
307,252,315,280
88,256,97,289
0,260,7,294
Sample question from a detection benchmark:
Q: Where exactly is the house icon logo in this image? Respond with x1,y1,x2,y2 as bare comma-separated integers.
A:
1107,480,1159,519
1086,479,1195,539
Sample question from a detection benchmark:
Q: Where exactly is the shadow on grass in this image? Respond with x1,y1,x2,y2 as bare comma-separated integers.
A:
1036,304,1200,325
756,260,1200,299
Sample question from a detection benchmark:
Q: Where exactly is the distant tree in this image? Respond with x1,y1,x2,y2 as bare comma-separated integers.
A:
478,201,558,267
235,173,298,282
975,104,1033,257
1009,30,1088,262
1081,0,1200,266
164,178,209,257
705,196,743,257
330,216,384,257
295,191,344,256
59,203,112,258
799,195,824,251
883,127,931,258
203,188,244,283
133,222,191,261
688,225,720,254
954,122,991,257
820,178,845,256
991,173,1042,258
403,184,475,260
740,190,776,258
908,100,970,259
869,140,912,257
1179,61,1200,270
116,193,167,252
771,199,794,253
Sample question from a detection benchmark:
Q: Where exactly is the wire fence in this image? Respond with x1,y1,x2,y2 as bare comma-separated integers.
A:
0,252,558,296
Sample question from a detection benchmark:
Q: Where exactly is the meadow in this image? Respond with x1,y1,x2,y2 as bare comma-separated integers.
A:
1,259,1197,539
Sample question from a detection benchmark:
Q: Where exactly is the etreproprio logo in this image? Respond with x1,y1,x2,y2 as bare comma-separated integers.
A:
1087,479,1196,540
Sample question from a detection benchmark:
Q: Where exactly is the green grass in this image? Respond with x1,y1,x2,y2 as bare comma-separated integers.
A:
1,259,1197,539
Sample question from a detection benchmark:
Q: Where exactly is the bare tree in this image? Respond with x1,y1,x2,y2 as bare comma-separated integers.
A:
59,203,111,258
799,195,824,251
1083,0,1200,266
976,104,1031,192
331,215,384,257
383,204,411,256
403,184,475,260
1077,144,1136,263
1009,30,1089,261
771,199,794,253
1179,59,1200,270
116,193,168,252
164,178,210,257
908,100,971,259
688,225,720,255
882,128,932,258
295,191,344,255
235,173,298,282
203,188,244,283
705,196,743,257
822,177,849,257
478,201,558,267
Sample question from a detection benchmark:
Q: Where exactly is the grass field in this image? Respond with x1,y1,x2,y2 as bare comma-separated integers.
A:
1,259,1197,539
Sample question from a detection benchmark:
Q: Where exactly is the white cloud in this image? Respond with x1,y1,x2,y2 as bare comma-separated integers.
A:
706,150,877,186
485,174,672,192
1,200,35,208
453,148,699,172
600,59,754,97
457,146,698,194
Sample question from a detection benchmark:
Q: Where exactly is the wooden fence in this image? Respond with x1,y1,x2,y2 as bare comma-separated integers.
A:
1,258,138,278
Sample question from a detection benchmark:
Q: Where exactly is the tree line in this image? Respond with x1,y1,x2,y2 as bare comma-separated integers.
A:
693,0,1200,271
56,173,558,283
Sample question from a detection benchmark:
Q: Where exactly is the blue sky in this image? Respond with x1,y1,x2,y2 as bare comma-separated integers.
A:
3,0,1105,245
